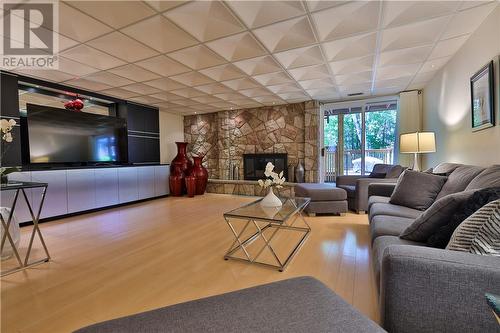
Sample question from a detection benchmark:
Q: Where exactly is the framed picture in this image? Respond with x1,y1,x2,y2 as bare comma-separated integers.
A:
470,61,494,131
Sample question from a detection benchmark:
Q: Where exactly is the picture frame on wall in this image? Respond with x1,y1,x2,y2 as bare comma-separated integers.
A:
470,60,494,132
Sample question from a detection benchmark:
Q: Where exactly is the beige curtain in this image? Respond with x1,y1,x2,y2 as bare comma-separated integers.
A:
397,90,422,168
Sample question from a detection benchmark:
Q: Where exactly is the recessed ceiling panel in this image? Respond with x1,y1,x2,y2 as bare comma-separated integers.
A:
108,64,161,82
135,55,191,77
86,32,159,62
62,45,126,70
274,45,325,69
227,1,305,28
206,32,267,61
322,32,376,62
167,45,227,70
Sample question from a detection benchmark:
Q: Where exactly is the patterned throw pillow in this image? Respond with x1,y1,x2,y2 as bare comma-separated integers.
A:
446,199,500,256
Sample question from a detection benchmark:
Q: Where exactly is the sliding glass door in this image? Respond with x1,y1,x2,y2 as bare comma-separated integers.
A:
322,97,398,181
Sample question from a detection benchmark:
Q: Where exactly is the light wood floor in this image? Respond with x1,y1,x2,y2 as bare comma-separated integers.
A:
1,194,378,333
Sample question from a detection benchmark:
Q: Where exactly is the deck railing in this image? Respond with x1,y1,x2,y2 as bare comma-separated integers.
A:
324,147,394,181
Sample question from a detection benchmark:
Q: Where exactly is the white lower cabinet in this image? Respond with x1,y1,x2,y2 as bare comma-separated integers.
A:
138,166,156,200
154,165,170,196
95,168,119,208
3,172,33,223
118,167,139,203
67,169,96,213
31,170,68,219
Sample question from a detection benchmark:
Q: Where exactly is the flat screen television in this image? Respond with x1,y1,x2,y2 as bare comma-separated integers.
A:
22,104,128,166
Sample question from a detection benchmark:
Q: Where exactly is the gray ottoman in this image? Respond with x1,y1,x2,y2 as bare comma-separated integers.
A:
74,277,384,333
295,183,348,216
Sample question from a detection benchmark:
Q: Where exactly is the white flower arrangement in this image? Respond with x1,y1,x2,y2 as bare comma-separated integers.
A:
257,162,286,189
1,119,16,143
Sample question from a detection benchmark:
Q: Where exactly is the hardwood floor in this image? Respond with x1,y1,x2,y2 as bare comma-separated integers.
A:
1,194,379,333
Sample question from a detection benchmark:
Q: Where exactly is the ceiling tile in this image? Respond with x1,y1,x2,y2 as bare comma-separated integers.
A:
153,102,179,109
68,1,156,29
227,100,262,108
102,87,140,99
59,3,113,42
167,45,227,70
428,35,469,59
57,56,100,77
322,32,376,62
312,1,379,41
420,56,451,73
458,1,495,11
191,95,223,104
277,92,310,100
206,32,267,61
252,95,285,105
253,71,294,86
193,83,235,95
221,77,260,90
233,56,282,75
143,77,186,91
82,71,134,87
376,63,421,81
298,78,336,90
306,88,340,100
374,76,412,89
62,45,127,70
209,101,237,109
338,83,371,94
149,92,185,101
169,71,215,86
199,64,247,81
14,69,74,83
380,16,449,52
288,64,331,81
108,64,161,82
145,1,188,12
165,1,245,42
171,98,201,106
86,32,159,62
441,2,497,39
335,71,372,86
329,55,374,75
306,1,349,13
371,87,402,96
129,95,164,105
59,34,80,51
239,87,273,98
65,78,112,91
121,15,198,53
378,45,433,67
267,83,303,94
135,55,191,77
171,87,207,98
226,1,305,28
213,92,247,101
274,45,325,69
253,16,317,52
382,1,458,28
121,83,161,95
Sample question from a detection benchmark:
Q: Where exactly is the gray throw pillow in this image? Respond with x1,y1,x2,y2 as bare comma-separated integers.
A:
447,199,500,256
465,165,500,190
389,169,447,211
400,191,475,242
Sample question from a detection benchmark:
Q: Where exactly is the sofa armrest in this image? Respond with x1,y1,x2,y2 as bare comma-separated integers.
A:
335,175,368,186
368,183,396,198
380,245,500,333
355,179,398,212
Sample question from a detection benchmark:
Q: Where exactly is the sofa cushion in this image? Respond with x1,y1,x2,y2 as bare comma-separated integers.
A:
337,185,355,198
465,165,500,190
432,162,462,175
372,236,425,281
368,172,386,179
385,165,405,179
389,170,447,211
427,187,500,248
74,276,385,333
436,165,485,199
368,195,390,211
400,191,476,242
369,202,422,222
294,183,347,201
447,199,500,256
370,215,414,242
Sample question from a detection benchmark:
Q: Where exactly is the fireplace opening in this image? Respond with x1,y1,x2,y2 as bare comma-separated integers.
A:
243,153,288,181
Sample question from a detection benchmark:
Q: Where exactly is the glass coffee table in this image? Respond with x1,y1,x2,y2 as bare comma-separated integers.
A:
223,197,311,271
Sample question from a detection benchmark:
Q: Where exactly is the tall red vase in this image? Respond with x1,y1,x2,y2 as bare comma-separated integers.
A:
170,142,192,194
169,165,184,197
190,156,208,195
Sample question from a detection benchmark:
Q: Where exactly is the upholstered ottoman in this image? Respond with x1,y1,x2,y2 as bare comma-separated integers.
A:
295,183,348,216
74,277,384,333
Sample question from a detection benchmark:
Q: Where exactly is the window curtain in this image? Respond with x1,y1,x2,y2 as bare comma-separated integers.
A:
397,90,422,167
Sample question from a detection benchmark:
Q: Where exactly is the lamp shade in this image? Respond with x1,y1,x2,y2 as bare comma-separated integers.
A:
400,132,436,153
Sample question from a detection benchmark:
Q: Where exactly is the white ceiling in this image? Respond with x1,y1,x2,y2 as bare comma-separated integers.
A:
5,0,498,115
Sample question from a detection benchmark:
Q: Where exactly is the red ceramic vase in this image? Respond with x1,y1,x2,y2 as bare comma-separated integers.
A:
190,156,208,195
169,165,184,197
170,142,192,194
185,175,196,198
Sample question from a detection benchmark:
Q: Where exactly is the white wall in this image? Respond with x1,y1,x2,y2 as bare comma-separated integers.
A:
159,111,184,164
422,5,500,168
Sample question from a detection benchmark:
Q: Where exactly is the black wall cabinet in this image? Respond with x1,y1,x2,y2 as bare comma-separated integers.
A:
0,72,22,167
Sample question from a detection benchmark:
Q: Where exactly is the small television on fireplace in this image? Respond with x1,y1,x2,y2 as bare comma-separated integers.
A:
21,104,128,166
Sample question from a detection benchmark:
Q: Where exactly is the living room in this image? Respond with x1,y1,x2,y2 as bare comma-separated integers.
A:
1,1,499,332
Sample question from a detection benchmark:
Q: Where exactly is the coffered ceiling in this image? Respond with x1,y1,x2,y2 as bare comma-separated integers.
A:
5,0,498,115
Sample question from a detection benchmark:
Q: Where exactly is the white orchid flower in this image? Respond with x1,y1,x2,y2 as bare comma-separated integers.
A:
258,179,264,187
3,132,13,142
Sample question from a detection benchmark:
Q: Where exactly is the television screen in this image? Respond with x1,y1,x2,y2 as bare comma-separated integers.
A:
23,104,128,164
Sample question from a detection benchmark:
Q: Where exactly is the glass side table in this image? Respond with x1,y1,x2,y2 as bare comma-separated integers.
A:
1,181,50,276
223,197,311,272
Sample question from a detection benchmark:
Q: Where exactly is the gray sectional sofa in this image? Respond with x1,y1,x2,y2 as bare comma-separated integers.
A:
336,164,405,213
367,163,500,333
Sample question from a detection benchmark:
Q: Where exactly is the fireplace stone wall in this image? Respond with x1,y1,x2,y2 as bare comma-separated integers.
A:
183,101,320,184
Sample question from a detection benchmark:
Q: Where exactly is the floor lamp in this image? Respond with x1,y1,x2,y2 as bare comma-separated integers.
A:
399,132,436,171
